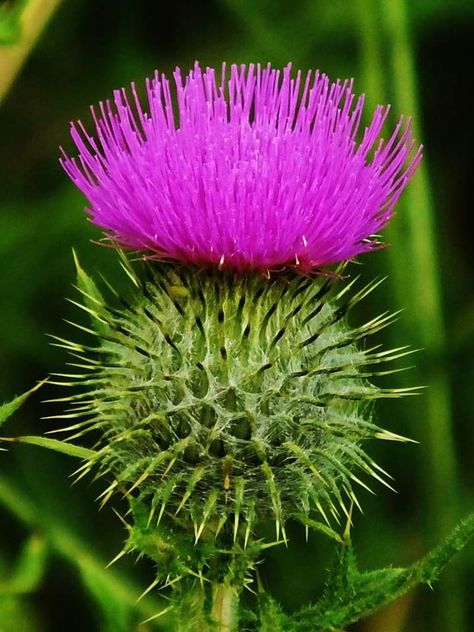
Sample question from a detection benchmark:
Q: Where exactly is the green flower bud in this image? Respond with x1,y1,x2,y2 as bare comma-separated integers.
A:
53,256,413,593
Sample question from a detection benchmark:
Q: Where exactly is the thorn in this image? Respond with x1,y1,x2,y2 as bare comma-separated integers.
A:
185,568,209,585
128,467,152,494
118,251,140,288
346,488,363,513
215,515,227,538
140,605,174,625
348,471,374,495
195,520,207,544
157,500,168,525
233,510,240,544
63,319,96,336
196,491,218,543
343,501,354,543
244,581,258,595
316,501,330,525
260,539,288,550
244,523,251,549
197,569,205,588
97,480,118,508
161,575,183,590
71,462,93,483
162,456,177,478
66,298,108,324
112,507,131,531
174,494,189,516
106,547,128,568
136,578,160,603
147,505,156,528
375,429,418,443
175,465,205,516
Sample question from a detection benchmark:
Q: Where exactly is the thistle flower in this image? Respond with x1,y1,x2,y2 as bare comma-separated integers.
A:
55,63,422,626
61,62,421,272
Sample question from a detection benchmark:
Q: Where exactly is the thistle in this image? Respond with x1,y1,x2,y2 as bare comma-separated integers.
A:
55,63,424,629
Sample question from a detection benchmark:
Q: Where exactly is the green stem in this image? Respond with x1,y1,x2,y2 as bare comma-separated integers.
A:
357,1,462,630
211,582,238,632
0,0,63,104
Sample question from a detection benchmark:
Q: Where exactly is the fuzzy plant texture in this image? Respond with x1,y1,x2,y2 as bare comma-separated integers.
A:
2,63,470,631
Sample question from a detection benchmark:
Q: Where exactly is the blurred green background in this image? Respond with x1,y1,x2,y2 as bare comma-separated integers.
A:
0,0,473,630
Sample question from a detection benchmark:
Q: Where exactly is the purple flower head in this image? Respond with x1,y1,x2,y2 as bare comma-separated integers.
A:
62,62,422,272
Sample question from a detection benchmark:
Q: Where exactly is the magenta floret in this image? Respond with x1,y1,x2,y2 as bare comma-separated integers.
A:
62,62,422,272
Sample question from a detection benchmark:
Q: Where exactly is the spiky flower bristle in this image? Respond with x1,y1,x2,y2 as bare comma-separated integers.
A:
51,255,414,588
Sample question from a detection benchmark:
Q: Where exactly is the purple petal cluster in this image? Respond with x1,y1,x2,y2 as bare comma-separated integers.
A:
62,63,422,272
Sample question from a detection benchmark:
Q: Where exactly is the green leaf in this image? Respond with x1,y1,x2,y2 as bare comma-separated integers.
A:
292,511,474,631
0,379,48,427
0,435,96,460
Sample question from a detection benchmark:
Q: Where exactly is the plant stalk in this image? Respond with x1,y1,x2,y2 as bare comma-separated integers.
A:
211,582,238,632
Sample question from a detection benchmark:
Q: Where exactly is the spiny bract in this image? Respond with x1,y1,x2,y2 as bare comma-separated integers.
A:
52,256,413,581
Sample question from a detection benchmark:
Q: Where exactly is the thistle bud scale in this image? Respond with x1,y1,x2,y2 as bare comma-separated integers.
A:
56,260,409,585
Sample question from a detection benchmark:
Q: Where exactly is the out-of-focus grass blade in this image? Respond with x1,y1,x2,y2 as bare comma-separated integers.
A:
0,475,166,628
0,594,41,632
79,561,135,632
0,534,48,595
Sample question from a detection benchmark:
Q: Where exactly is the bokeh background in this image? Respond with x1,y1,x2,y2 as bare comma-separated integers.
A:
0,1,473,630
